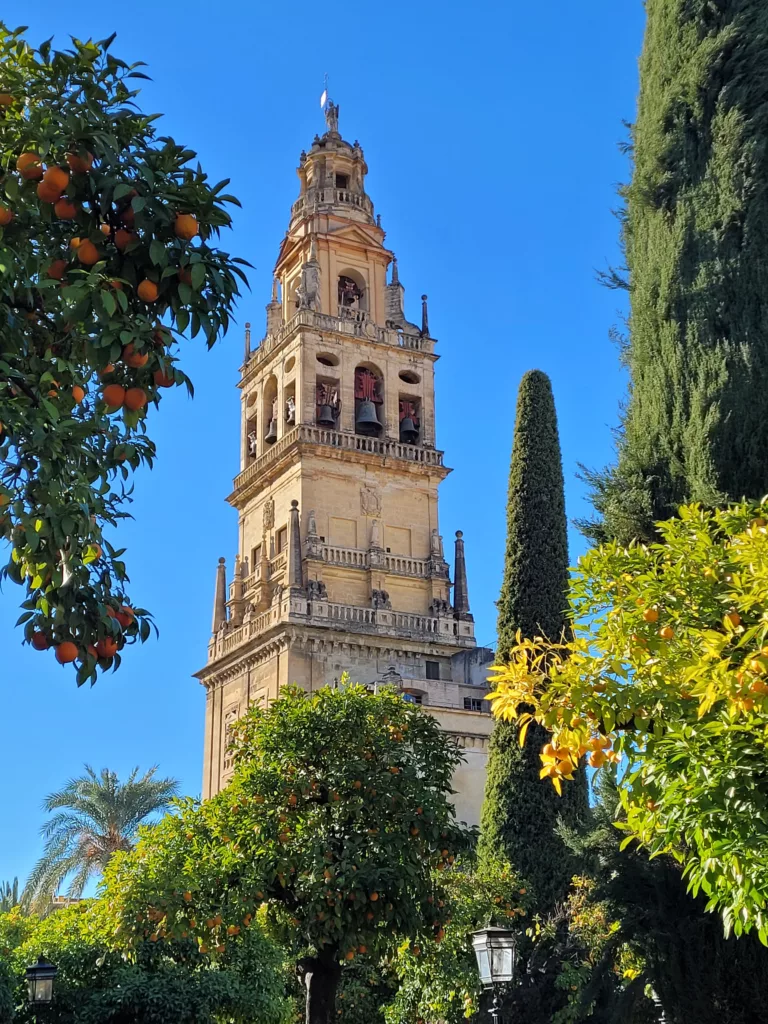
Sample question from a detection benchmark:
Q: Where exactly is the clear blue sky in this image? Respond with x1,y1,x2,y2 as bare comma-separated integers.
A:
0,0,645,886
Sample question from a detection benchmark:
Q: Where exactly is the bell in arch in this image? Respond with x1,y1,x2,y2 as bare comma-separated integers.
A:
400,416,419,444
264,418,278,444
355,400,381,436
317,404,336,427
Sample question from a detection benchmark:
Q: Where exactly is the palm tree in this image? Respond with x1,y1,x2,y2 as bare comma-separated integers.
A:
23,765,179,913
0,878,19,913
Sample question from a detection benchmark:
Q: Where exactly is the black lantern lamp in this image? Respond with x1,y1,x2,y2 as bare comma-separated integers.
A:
25,956,57,1005
472,927,517,1023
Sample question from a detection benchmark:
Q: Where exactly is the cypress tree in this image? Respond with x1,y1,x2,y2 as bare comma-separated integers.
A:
478,370,587,911
587,0,768,544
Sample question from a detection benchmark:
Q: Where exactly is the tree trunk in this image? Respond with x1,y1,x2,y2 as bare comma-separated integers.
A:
299,953,341,1024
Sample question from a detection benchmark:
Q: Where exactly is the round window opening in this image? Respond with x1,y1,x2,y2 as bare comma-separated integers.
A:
284,355,296,373
317,352,340,367
399,370,421,385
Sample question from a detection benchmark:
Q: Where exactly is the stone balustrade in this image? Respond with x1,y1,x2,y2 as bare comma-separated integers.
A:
245,309,433,374
232,424,444,495
291,187,375,221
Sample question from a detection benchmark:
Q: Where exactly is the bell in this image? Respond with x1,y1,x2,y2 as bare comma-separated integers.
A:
400,416,419,444
264,418,278,444
317,404,336,427
355,399,381,436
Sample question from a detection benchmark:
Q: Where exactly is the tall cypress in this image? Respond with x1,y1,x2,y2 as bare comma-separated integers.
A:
586,0,768,544
478,370,587,911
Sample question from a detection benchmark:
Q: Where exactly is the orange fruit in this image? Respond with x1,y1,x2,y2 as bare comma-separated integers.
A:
369,892,379,902
31,631,49,651
55,641,78,664
116,606,135,629
178,266,193,285
102,384,126,408
659,626,674,640
37,181,62,203
100,223,111,236
137,280,159,302
357,944,367,954
66,151,93,174
0,94,15,106
725,612,741,628
54,198,78,219
183,891,192,902
120,206,135,228
96,637,118,659
72,385,86,403
47,259,68,280
0,205,13,226
122,343,148,368
100,364,115,377
344,951,355,961
114,228,136,251
43,166,70,192
175,213,199,239
154,369,174,388
77,240,100,265
17,152,43,180
124,387,148,411
642,607,659,623
69,236,82,250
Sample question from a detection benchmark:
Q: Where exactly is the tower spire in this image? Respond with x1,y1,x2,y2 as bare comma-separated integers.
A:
453,531,472,619
421,294,430,337
212,557,227,633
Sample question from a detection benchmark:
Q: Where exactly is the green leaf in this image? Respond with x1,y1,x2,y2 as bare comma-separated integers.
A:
150,239,168,267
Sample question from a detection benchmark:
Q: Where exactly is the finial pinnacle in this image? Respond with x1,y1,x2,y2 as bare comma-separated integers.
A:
421,294,430,337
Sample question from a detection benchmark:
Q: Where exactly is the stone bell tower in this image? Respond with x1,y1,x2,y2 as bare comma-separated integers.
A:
196,101,494,824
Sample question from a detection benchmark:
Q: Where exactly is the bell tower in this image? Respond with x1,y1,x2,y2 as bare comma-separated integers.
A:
196,102,494,824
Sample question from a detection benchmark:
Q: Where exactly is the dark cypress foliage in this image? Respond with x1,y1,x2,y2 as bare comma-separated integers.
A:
586,0,768,544
478,370,587,911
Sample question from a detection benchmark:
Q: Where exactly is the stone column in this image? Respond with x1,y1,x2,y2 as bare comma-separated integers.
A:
453,531,472,620
212,557,227,634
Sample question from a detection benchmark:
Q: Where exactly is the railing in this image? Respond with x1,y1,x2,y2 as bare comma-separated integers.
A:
384,553,431,576
321,544,369,568
291,188,375,220
269,553,287,577
246,309,432,371
232,424,444,493
392,611,440,633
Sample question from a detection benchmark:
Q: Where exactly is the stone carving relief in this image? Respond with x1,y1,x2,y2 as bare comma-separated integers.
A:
430,529,444,557
429,598,452,616
306,578,328,600
222,704,240,774
263,498,275,531
369,518,382,549
371,589,391,610
296,242,321,311
360,485,381,517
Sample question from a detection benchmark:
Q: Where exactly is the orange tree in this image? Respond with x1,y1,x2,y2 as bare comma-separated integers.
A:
486,501,768,944
0,24,247,683
100,683,473,1024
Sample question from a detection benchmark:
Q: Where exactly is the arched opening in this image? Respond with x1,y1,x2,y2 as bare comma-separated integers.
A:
399,395,421,445
284,380,296,428
315,376,340,429
338,268,367,317
263,375,278,445
354,363,383,437
245,389,259,461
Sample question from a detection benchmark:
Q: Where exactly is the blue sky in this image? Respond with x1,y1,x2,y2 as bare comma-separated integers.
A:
0,1,645,886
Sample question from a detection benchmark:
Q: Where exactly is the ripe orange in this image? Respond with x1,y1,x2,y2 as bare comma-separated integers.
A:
122,343,148,368
102,384,126,408
69,236,82,250
17,152,43,180
175,213,199,240
0,205,13,226
114,228,136,251
659,626,674,640
31,631,49,651
55,641,78,664
100,223,111,236
183,891,192,902
100,364,115,377
124,387,148,411
154,369,175,388
96,637,118,659
344,951,355,961
43,166,70,192
66,151,93,174
357,945,367,954
72,385,86,403
37,181,62,203
0,94,14,106
137,280,159,302
642,607,659,623
77,240,100,265
54,198,78,219
178,267,193,285
47,259,68,280
369,892,379,902
116,606,134,629
725,611,741,628
120,206,135,228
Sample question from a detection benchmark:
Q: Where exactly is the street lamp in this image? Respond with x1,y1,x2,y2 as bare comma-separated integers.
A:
25,956,57,1006
472,927,517,1023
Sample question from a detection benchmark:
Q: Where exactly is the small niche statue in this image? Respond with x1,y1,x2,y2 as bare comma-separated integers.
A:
285,395,296,424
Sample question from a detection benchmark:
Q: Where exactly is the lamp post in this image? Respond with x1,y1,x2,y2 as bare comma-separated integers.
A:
472,927,517,1024
25,956,57,1011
